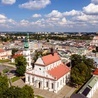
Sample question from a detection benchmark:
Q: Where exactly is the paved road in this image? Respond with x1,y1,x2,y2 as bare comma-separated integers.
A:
0,64,16,78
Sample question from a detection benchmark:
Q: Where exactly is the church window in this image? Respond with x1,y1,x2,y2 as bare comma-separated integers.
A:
61,80,62,85
46,82,48,87
52,83,54,89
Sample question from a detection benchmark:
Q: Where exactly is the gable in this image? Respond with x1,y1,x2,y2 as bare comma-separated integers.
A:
35,58,44,65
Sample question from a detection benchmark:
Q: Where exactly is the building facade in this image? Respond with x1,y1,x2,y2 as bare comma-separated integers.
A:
25,52,70,93
0,49,12,60
71,76,98,98
90,36,98,46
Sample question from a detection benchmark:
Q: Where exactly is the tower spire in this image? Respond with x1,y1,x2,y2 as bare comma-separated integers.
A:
24,33,29,49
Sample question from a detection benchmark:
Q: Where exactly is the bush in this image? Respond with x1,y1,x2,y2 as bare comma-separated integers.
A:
3,68,9,73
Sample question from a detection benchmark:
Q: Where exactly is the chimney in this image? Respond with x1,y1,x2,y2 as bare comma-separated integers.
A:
50,48,54,56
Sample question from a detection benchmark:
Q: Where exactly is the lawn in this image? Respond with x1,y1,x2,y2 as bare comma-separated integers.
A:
8,62,15,65
0,59,10,63
11,76,20,82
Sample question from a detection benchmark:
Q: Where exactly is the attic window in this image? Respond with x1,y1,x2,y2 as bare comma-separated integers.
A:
39,68,41,70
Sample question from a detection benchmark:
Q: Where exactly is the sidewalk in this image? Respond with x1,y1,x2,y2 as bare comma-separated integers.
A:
3,63,16,68
12,79,76,98
34,85,76,98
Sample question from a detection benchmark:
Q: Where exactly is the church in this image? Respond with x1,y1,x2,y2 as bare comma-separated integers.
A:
24,34,70,93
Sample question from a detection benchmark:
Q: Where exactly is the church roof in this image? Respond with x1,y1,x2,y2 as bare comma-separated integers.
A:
48,63,70,80
42,52,61,65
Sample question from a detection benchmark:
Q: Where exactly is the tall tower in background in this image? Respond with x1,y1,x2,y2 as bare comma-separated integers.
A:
23,33,32,70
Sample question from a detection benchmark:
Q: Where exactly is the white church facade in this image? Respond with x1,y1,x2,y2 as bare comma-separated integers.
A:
23,33,70,93
25,52,70,93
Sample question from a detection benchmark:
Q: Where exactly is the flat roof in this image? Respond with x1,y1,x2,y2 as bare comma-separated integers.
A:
78,76,98,96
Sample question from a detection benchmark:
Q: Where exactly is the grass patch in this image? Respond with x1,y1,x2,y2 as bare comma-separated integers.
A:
11,76,20,82
0,59,10,63
8,62,15,65
3,68,9,73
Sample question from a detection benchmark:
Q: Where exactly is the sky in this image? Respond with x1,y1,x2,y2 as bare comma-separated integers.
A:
0,0,98,32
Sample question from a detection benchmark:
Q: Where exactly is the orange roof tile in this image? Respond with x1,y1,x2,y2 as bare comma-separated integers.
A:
48,64,70,80
93,68,98,75
0,49,5,52
42,53,61,65
12,54,23,59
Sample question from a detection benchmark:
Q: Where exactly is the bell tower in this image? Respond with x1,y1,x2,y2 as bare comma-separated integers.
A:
23,33,32,70
24,33,29,49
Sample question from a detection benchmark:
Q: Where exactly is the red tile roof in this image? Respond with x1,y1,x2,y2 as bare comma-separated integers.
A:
93,68,98,75
0,49,5,52
48,64,70,80
12,54,23,59
42,53,61,65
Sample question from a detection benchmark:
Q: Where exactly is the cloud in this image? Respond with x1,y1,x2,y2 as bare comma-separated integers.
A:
83,3,98,15
32,14,42,18
20,20,30,26
45,10,62,18
19,0,51,10
0,14,7,23
1,0,16,5
91,0,98,4
63,10,82,16
1,8,98,32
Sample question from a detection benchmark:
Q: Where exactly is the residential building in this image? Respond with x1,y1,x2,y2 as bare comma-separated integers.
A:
71,76,98,98
90,36,98,46
0,49,12,60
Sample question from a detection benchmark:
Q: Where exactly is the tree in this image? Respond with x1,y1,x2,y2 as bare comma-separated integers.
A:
3,86,22,98
12,48,18,56
21,85,34,98
71,62,90,86
0,75,8,98
70,54,82,67
15,56,27,76
83,56,94,69
70,54,93,86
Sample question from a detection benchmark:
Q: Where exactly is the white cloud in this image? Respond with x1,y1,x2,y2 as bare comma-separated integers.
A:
63,10,82,16
1,8,98,32
0,14,7,23
20,20,30,26
19,0,51,10
59,18,67,25
32,14,42,18
45,10,62,18
2,0,16,5
91,0,98,4
83,3,98,15
72,14,88,22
